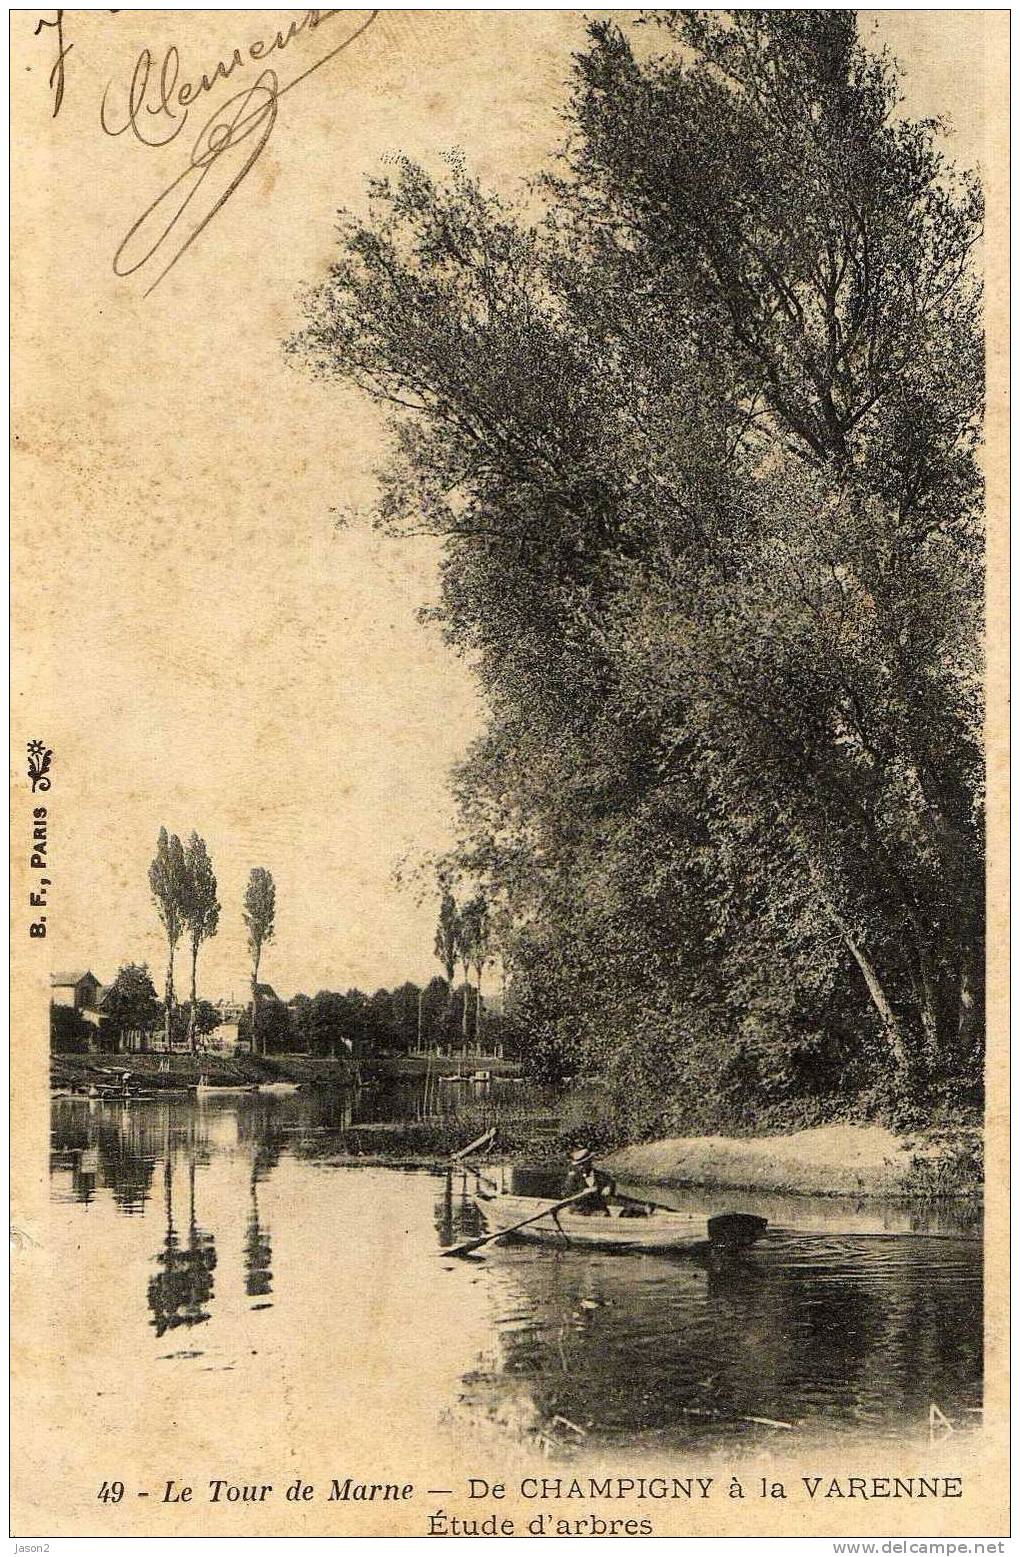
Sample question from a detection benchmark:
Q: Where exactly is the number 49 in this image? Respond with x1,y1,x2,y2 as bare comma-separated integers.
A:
97,1481,124,1504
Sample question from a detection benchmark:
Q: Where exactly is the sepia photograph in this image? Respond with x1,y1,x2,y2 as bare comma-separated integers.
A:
10,6,1008,1541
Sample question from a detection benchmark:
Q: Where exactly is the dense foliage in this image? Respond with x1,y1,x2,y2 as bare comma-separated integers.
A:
170,999,222,1044
50,1003,89,1054
104,962,162,1039
294,12,984,1131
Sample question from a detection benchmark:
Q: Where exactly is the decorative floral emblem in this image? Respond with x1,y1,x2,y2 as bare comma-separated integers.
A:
27,740,53,793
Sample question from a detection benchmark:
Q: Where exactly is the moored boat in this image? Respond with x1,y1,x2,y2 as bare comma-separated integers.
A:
196,1079,259,1095
472,1195,767,1254
257,1081,301,1095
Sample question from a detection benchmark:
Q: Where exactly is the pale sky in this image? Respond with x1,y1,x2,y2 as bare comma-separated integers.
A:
12,9,998,1001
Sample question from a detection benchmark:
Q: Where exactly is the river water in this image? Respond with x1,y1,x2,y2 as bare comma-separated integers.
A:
49,1089,982,1461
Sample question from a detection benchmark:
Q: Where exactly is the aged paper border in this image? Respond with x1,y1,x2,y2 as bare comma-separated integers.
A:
9,5,1010,1538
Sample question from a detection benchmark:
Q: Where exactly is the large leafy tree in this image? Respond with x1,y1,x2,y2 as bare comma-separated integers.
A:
390,980,424,1050
295,990,358,1058
554,10,984,1077
104,962,161,1041
171,999,222,1046
421,974,452,1051
294,11,983,1118
238,997,291,1056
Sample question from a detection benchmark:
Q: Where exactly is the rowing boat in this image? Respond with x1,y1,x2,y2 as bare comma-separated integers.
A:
472,1195,767,1253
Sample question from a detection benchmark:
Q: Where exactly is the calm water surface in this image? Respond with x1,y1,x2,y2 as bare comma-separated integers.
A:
49,1090,982,1457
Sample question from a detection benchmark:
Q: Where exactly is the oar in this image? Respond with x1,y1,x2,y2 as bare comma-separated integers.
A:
449,1126,497,1162
439,1188,597,1258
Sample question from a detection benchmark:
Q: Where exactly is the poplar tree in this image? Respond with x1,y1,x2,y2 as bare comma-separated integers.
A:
149,828,188,1051
243,868,276,1057
182,833,220,1053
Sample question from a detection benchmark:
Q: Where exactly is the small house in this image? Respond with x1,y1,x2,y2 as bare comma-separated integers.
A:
50,970,101,1011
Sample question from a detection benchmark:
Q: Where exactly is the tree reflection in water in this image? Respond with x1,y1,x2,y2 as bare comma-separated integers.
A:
434,1168,491,1248
51,1100,157,1213
147,1152,217,1338
48,1097,981,1451
243,1150,275,1303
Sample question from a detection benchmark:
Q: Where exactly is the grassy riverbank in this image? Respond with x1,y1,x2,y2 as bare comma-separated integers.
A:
299,1114,981,1200
311,1114,559,1164
603,1123,983,1200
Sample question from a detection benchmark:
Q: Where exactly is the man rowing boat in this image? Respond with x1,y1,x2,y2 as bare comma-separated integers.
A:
564,1146,653,1217
563,1146,615,1214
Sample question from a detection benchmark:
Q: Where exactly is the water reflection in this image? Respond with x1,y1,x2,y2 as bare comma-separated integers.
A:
244,1159,273,1303
443,1170,982,1448
49,1094,982,1453
148,1156,217,1337
51,1100,158,1213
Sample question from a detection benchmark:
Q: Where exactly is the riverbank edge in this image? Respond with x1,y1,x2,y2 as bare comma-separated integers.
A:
51,1051,360,1089
317,1121,983,1200
602,1123,983,1201
50,1050,522,1089
307,1149,982,1201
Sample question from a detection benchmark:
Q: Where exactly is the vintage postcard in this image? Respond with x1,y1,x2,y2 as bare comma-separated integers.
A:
10,6,1009,1542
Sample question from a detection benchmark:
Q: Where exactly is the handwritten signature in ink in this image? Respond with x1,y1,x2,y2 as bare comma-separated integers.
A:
38,9,380,294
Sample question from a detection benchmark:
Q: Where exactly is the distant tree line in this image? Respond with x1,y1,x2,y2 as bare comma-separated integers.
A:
51,963,506,1063
50,836,507,1063
240,975,502,1059
51,835,278,1056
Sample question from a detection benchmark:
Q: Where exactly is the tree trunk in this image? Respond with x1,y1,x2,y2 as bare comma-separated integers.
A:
250,947,261,1057
188,938,199,1054
850,935,908,1069
917,958,941,1070
474,966,484,1050
957,941,983,1057
445,963,455,1046
902,905,941,1070
164,943,175,1050
806,863,910,1074
461,963,471,1047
